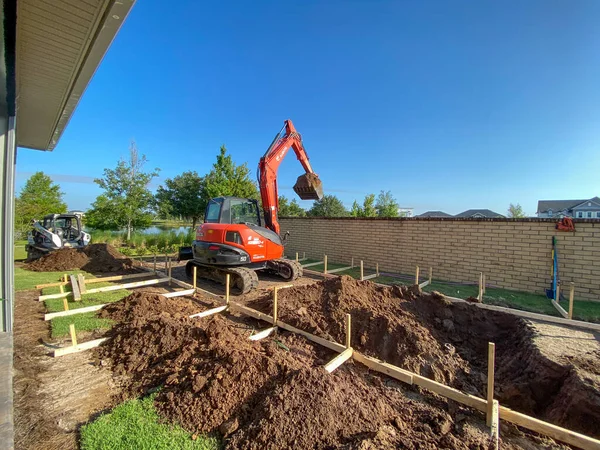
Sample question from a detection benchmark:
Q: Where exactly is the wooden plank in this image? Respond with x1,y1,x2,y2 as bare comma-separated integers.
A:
413,374,488,412
167,276,222,299
418,280,430,288
491,400,499,449
444,296,600,332
301,261,324,268
323,255,328,274
39,291,72,301
499,406,600,450
345,313,351,348
35,281,68,289
189,305,228,319
551,300,569,319
569,283,575,320
69,324,78,347
85,277,170,294
324,347,353,373
415,266,420,285
69,275,81,301
352,353,414,385
487,342,495,427
161,289,196,298
77,274,86,294
327,266,353,274
362,274,379,281
249,327,276,341
53,337,108,357
85,272,152,285
360,260,364,281
45,304,106,321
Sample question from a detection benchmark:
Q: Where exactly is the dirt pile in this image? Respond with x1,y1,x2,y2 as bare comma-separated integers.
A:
247,276,600,438
96,292,500,449
26,243,137,273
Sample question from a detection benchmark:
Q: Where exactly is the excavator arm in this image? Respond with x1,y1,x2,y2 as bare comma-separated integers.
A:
258,120,323,234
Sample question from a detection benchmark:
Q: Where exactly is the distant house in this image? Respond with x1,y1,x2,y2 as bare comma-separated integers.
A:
537,197,600,219
417,211,452,218
455,209,505,218
398,207,414,217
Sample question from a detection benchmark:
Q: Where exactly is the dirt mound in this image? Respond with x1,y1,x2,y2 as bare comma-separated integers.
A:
96,293,499,449
26,243,137,273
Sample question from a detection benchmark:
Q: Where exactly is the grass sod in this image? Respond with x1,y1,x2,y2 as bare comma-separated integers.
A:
80,394,220,450
52,312,115,338
296,258,600,323
14,267,92,291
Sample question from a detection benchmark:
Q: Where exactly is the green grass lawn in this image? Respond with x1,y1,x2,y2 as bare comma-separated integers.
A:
14,267,90,291
80,394,220,450
295,257,600,323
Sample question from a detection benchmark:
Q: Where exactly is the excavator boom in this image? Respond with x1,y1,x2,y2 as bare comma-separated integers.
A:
258,120,323,234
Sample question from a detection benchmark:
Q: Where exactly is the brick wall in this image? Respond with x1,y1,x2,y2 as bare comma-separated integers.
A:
279,217,600,301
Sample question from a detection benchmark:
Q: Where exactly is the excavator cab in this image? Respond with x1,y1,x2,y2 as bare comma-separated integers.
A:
293,173,323,201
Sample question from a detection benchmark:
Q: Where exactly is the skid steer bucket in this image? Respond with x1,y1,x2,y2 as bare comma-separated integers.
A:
293,173,323,201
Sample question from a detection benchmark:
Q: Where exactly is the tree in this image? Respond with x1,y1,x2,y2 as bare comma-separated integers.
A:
278,196,306,217
15,172,67,236
350,193,377,217
307,195,348,217
507,203,526,218
203,146,258,200
87,142,159,240
155,171,206,229
375,190,399,217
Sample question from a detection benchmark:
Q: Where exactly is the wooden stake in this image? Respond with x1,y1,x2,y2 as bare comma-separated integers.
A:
295,252,299,262
376,263,379,277
351,257,354,268
429,267,432,285
323,255,328,274
478,273,483,301
193,265,197,291
273,287,278,327
69,324,78,347
59,284,64,294
486,342,496,427
482,273,486,295
69,275,81,301
415,266,420,285
345,313,351,349
569,282,575,320
225,274,230,304
78,274,86,294
556,281,561,303
63,274,68,283
168,258,172,286
153,255,157,273
303,252,306,260
360,260,364,281
62,298,69,311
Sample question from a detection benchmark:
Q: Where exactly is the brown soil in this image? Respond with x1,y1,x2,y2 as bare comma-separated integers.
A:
96,292,520,449
25,243,138,273
246,276,600,438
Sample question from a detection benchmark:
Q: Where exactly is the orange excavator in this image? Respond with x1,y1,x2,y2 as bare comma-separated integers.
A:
181,120,323,294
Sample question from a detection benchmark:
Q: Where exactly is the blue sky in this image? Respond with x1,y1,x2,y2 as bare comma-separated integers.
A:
15,1,600,216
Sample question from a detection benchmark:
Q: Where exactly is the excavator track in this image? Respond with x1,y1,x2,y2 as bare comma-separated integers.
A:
185,261,259,295
266,258,303,281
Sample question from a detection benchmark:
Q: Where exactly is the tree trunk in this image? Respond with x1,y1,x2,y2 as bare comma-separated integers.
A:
192,217,197,230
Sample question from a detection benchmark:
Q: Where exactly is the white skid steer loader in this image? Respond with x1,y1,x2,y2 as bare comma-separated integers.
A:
26,212,91,260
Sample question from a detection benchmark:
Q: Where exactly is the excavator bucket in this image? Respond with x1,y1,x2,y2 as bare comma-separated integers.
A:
293,173,323,201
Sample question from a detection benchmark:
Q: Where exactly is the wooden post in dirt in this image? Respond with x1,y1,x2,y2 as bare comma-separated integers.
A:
478,273,483,302
376,263,379,277
429,267,433,285
345,313,351,349
295,252,299,262
303,252,306,260
168,258,172,286
193,266,197,293
555,281,561,303
59,284,64,294
273,287,279,327
324,255,328,274
360,260,364,281
63,274,68,283
69,324,78,347
351,257,354,268
486,342,495,426
62,298,69,311
153,255,157,273
225,274,230,304
482,273,487,295
415,266,420,285
568,283,575,320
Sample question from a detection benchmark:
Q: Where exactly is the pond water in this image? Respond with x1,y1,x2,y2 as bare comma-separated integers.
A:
139,225,193,235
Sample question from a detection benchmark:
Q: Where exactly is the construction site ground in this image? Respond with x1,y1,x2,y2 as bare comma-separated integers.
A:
11,249,600,449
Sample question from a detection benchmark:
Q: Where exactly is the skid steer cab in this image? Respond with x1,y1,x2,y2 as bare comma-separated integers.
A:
26,212,91,260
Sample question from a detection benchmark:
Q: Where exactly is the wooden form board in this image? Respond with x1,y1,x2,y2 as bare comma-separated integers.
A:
53,337,108,357
85,272,153,284
249,326,276,341
85,277,170,294
327,266,353,274
324,347,353,373
69,275,81,301
418,280,431,289
362,273,379,281
301,261,325,268
189,305,228,318
44,304,106,321
551,300,569,319
162,289,196,298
